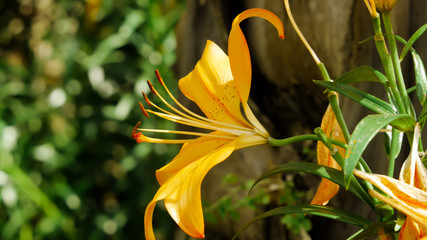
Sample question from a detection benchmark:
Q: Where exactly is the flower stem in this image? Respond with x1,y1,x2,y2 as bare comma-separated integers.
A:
268,134,317,147
387,128,400,177
268,134,348,149
318,63,351,143
371,14,406,114
382,12,414,117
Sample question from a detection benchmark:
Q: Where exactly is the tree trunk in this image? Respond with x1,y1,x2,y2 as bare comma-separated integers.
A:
174,0,427,239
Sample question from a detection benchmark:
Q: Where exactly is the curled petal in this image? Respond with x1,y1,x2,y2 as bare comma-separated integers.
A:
229,8,284,105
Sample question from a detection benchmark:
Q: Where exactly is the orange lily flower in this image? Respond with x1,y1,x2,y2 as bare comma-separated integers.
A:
374,0,398,12
354,124,427,239
133,9,284,239
398,123,427,239
311,103,346,205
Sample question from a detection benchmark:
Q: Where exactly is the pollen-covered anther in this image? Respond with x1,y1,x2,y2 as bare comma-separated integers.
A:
142,92,153,106
132,121,143,142
139,101,150,118
147,80,158,95
154,69,165,86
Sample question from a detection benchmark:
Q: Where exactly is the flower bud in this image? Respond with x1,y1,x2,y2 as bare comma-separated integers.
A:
374,0,398,12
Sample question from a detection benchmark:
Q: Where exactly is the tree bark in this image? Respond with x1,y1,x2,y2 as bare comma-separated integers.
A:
174,0,426,239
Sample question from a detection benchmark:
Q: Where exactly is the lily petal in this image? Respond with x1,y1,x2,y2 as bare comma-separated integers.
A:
144,138,239,239
399,123,427,191
354,170,427,225
311,104,345,205
179,40,249,126
399,216,427,240
228,8,284,105
156,132,231,185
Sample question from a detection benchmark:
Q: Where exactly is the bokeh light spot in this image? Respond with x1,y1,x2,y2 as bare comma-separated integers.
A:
48,88,67,108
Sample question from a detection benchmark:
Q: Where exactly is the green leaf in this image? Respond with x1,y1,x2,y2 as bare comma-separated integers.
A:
314,80,395,114
411,51,427,106
250,162,374,209
336,66,387,86
232,204,371,240
347,220,396,240
400,23,427,61
418,102,427,129
344,114,414,188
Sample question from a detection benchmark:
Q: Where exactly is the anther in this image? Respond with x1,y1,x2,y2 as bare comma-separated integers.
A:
139,102,150,118
132,121,142,139
154,69,165,86
142,92,153,106
147,80,157,95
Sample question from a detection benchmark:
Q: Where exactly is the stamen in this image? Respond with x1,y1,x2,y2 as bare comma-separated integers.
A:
146,109,255,136
154,69,165,86
134,133,199,144
146,79,253,135
139,102,150,118
147,80,158,95
142,92,153,106
132,121,142,139
138,128,236,140
153,70,253,132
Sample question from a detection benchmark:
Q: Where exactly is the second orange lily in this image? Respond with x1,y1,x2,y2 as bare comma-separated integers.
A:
354,123,427,239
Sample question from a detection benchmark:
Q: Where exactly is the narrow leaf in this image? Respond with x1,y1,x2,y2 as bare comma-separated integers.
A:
232,204,371,240
314,80,395,115
400,23,427,61
411,51,427,106
336,66,387,86
250,162,374,209
344,114,413,189
418,102,427,129
347,220,396,240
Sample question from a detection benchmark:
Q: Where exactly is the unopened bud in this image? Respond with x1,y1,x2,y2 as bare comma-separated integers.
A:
374,0,398,12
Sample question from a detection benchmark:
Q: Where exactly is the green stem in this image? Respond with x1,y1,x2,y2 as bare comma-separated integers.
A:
382,12,414,117
371,15,406,114
317,62,331,83
328,93,351,142
358,157,372,174
317,63,351,143
388,128,400,177
268,134,317,147
268,134,347,149
314,128,377,209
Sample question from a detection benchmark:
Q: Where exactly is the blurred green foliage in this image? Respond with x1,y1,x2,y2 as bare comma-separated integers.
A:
0,0,184,239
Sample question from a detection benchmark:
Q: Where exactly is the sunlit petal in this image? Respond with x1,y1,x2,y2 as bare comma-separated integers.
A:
229,8,284,104
399,217,427,240
156,132,231,185
179,40,249,126
150,139,238,238
354,170,427,225
399,124,427,191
